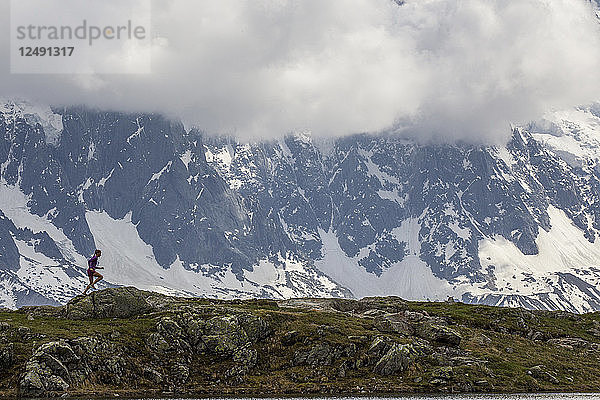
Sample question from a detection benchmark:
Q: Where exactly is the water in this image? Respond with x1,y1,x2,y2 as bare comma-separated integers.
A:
129,395,600,400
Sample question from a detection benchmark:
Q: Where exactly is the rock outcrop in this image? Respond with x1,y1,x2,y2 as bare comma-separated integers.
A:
0,288,595,397
20,341,79,395
373,343,414,375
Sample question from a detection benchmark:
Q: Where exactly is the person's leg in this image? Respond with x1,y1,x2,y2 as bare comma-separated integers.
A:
92,271,103,287
83,274,94,294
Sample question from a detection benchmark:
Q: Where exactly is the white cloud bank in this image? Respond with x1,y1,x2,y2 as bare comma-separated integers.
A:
2,0,600,143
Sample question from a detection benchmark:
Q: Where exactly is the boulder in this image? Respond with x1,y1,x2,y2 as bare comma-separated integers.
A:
63,287,158,319
294,342,357,367
172,363,190,384
281,331,300,346
19,341,80,396
20,367,47,395
202,315,249,356
143,366,164,384
147,332,171,353
548,337,593,350
294,342,335,366
156,317,192,353
528,365,559,384
227,345,258,377
178,313,207,350
432,366,454,380
237,313,271,343
417,324,462,347
374,313,413,335
0,343,14,370
373,343,413,375
367,336,394,364
148,312,269,362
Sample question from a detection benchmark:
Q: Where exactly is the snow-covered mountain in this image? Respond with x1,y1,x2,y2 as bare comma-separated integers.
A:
3,100,600,312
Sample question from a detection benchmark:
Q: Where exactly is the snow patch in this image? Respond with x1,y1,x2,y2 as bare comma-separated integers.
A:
126,118,145,144
494,145,517,168
391,218,420,256
357,148,400,185
479,206,600,279
474,205,600,311
85,210,344,299
0,100,63,146
531,107,600,169
149,161,172,182
316,228,452,300
0,184,85,265
180,150,193,170
449,221,471,241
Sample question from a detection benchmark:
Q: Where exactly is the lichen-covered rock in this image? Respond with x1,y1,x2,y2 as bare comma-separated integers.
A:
45,374,70,392
294,342,357,367
67,335,129,386
146,312,269,382
155,317,192,353
432,366,454,380
417,324,462,347
366,336,395,365
373,343,413,375
202,315,249,356
528,365,559,384
20,367,46,395
143,366,164,384
374,314,413,335
148,312,268,360
237,313,271,342
19,341,80,396
233,346,258,368
39,341,80,364
0,343,14,370
178,313,207,351
227,345,258,378
548,337,594,350
103,357,126,383
172,363,190,384
374,311,436,337
63,287,156,319
294,342,335,366
281,330,300,346
147,332,171,353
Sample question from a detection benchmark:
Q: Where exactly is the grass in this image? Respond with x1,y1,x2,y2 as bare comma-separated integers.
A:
2,296,600,396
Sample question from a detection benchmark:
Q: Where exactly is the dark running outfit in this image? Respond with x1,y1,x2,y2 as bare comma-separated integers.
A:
87,255,98,278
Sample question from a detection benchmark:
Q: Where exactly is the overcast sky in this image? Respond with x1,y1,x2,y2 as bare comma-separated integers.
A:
2,0,600,143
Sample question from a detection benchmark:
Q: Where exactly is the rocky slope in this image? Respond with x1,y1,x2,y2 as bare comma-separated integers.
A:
0,287,598,397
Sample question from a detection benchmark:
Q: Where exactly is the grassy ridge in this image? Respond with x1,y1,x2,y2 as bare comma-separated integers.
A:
0,289,598,397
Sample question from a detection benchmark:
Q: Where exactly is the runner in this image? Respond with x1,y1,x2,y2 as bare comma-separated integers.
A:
83,249,104,295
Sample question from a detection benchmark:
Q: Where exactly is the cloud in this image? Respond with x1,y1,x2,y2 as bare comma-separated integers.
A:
1,0,600,143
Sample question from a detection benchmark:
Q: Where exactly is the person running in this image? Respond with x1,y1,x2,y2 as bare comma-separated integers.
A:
83,249,104,295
